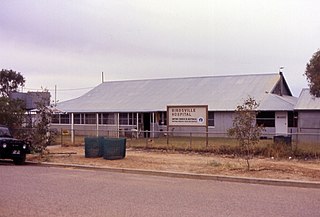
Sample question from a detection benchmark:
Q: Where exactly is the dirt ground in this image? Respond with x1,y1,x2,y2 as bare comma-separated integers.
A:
27,145,320,182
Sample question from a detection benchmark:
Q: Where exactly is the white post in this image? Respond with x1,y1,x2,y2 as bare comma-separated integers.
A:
117,113,120,138
136,113,139,138
152,112,155,138
71,113,74,144
96,113,99,137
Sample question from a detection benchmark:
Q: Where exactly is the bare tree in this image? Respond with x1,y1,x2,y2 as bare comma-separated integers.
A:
30,91,56,154
228,97,265,170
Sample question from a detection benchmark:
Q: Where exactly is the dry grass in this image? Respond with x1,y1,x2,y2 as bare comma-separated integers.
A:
55,135,320,159
27,145,320,182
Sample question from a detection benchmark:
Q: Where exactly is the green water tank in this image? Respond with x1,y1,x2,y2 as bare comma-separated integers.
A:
103,138,126,160
84,137,104,158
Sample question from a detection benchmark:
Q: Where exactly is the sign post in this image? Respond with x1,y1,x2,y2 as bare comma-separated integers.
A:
167,105,208,148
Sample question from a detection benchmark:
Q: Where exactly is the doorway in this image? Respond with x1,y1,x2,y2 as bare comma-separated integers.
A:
275,111,288,135
143,113,150,138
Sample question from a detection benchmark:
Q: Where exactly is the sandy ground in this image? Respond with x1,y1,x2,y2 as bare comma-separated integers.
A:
27,145,320,182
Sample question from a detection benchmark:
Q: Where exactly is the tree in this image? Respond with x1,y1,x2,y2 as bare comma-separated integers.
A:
0,97,26,129
305,49,320,97
0,69,55,154
228,97,265,171
30,92,56,154
0,69,26,129
0,69,25,97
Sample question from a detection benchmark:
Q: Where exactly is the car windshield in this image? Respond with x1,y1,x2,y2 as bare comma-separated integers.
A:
0,127,12,137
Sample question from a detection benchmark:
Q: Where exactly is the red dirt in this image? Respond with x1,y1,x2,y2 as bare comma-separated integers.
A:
27,145,320,182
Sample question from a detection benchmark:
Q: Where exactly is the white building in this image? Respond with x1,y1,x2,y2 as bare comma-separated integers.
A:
52,72,298,138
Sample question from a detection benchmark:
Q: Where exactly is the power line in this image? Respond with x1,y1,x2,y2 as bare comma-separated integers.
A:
23,86,95,92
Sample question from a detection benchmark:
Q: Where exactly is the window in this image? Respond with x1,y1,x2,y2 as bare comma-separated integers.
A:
52,114,59,124
99,113,115,125
288,111,298,127
51,114,71,124
208,111,215,127
119,113,139,126
74,114,81,124
256,111,275,127
119,113,129,125
129,113,137,125
158,112,167,125
74,114,90,124
85,113,96,124
60,114,70,124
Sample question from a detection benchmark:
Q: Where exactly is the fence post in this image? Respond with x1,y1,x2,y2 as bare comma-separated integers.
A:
72,129,75,145
189,132,192,150
294,132,298,151
206,131,209,150
145,131,148,149
60,129,63,146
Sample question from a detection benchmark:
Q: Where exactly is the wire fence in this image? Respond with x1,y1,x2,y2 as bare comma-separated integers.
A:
54,129,320,157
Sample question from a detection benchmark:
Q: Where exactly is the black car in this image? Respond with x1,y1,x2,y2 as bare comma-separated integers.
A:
0,125,30,165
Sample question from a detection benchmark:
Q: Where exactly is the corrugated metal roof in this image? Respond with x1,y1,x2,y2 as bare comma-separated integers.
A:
56,73,297,113
295,88,320,110
259,94,297,111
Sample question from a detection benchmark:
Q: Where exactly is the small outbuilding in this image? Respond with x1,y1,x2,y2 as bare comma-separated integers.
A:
295,88,320,143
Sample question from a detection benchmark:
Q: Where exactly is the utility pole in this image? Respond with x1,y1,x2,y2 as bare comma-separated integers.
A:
54,85,57,106
101,72,104,83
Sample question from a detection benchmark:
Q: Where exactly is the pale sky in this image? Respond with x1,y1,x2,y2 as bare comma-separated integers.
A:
1,0,319,102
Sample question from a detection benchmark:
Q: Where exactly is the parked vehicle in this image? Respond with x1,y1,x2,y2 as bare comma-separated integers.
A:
0,125,30,165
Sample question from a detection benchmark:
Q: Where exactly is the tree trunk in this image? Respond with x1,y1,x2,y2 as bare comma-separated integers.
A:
246,158,250,171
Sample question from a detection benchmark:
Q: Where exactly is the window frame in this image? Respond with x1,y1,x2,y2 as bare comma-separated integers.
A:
208,111,215,127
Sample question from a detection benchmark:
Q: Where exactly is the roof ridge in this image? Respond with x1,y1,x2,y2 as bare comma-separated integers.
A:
102,73,279,84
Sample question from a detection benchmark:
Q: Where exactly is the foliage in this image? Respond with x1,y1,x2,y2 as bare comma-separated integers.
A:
0,69,26,129
30,92,56,154
0,69,25,97
0,68,55,154
305,49,320,97
0,95,26,130
228,97,265,170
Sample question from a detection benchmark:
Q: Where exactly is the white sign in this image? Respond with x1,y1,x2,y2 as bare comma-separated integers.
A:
167,105,208,127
